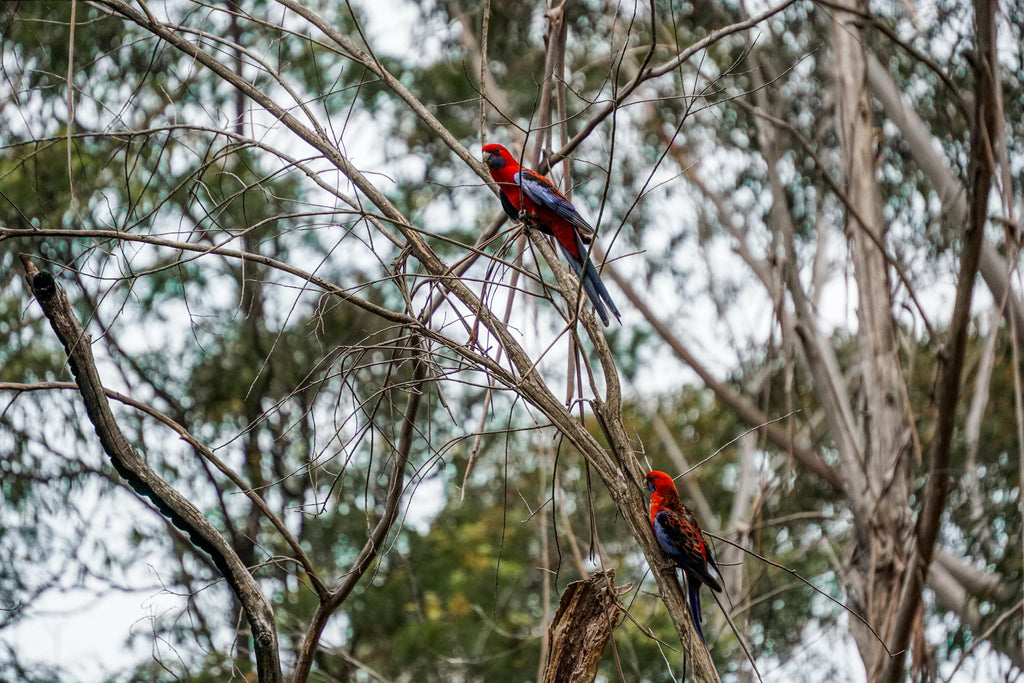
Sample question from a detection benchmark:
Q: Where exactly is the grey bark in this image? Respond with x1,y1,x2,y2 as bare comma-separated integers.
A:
21,256,282,682
542,570,625,683
831,0,916,675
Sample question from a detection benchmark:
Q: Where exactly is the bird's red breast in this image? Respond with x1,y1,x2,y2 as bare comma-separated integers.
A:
646,470,682,525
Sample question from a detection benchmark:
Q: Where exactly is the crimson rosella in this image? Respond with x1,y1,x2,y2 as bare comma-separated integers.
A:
646,470,722,646
482,143,621,326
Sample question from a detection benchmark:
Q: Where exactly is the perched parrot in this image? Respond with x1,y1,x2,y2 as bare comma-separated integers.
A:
645,470,722,646
482,143,621,326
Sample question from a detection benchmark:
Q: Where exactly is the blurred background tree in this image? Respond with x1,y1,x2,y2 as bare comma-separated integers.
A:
0,0,1019,681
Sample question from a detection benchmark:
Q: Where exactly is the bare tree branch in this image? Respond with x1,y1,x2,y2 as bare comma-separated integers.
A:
0,380,328,598
19,255,282,682
291,339,428,683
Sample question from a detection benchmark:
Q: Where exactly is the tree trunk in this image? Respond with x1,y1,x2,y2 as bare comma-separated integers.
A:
542,570,625,683
831,1,915,676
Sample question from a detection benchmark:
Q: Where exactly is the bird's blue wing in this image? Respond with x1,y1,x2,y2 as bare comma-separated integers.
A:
655,510,722,592
515,170,595,242
654,511,703,572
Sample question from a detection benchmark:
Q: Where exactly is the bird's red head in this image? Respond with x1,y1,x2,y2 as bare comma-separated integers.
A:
645,470,678,495
482,143,515,171
645,470,681,526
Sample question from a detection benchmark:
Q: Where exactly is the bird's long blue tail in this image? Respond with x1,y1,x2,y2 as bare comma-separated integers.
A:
558,236,621,326
687,575,706,645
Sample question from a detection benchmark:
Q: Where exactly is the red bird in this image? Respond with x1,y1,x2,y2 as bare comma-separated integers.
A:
482,143,621,326
646,470,722,645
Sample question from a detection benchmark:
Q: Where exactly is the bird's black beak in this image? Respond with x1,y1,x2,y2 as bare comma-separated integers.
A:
646,477,655,493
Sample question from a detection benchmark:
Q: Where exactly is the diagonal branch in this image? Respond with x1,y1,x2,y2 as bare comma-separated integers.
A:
0,380,328,599
19,255,282,682
291,338,428,683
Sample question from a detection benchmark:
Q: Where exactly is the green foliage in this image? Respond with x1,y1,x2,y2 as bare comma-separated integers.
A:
339,477,547,681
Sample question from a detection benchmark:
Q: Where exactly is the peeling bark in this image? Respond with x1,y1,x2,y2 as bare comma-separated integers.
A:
542,570,626,683
831,0,915,674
